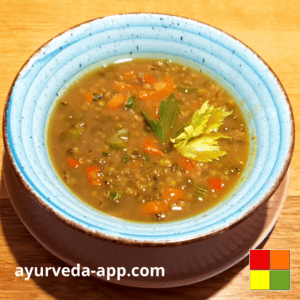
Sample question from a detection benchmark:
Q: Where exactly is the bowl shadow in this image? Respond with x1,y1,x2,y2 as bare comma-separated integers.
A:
0,153,273,299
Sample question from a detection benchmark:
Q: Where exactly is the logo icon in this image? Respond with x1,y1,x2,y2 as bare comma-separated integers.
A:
250,249,291,291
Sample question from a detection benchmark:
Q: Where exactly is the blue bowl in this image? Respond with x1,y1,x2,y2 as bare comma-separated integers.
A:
3,13,294,244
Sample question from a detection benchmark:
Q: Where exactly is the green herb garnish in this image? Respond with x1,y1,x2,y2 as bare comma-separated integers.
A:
107,128,130,150
109,190,124,202
103,152,110,157
69,123,85,138
123,155,129,163
142,93,179,141
142,155,149,163
171,101,232,162
93,93,102,101
195,186,208,197
125,96,136,109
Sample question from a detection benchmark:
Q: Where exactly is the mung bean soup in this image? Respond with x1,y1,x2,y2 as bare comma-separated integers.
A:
47,58,249,222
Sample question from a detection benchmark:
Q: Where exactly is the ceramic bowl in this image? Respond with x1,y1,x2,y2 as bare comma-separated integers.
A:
3,13,294,285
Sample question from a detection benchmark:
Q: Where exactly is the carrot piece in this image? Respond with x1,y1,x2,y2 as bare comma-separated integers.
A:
153,80,167,91
208,177,224,191
68,158,79,168
144,73,155,84
123,70,137,79
179,157,197,171
137,90,157,101
142,138,163,156
106,94,127,109
84,92,94,102
86,165,103,186
142,200,168,214
113,81,138,92
163,187,186,202
154,76,174,99
138,77,174,101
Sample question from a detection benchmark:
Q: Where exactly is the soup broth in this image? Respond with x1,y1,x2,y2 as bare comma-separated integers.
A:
47,58,249,223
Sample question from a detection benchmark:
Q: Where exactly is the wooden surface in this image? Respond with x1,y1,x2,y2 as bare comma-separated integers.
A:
0,0,299,298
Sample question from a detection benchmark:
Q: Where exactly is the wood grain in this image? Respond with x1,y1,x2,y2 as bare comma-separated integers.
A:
0,0,299,298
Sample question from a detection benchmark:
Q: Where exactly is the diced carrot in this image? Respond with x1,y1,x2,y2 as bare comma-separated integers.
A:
137,90,157,101
106,94,127,109
142,138,163,156
142,200,168,214
163,187,186,202
164,76,174,86
86,165,103,186
144,73,155,84
208,177,224,191
67,158,79,168
84,92,94,102
113,81,138,92
179,157,197,171
153,80,167,91
155,76,174,99
138,77,174,101
123,70,137,79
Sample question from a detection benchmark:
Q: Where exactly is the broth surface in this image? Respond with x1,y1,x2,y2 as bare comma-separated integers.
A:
47,58,249,223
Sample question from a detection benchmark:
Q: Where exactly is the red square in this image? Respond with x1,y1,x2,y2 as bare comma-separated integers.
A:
250,250,270,270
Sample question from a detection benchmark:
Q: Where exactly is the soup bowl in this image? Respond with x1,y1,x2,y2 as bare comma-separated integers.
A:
3,13,294,286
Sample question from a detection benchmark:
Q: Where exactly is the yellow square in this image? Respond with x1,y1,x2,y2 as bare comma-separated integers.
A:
250,270,270,290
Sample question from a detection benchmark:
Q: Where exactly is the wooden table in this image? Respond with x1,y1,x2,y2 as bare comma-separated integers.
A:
0,0,299,298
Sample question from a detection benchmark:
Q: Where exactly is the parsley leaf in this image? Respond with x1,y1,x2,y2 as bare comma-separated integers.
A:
125,96,136,109
171,101,232,162
142,93,179,141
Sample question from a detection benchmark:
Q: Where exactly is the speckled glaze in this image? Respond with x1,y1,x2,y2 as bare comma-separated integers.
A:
3,14,294,245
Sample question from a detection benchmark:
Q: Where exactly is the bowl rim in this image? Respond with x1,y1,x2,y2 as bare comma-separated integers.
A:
2,12,295,247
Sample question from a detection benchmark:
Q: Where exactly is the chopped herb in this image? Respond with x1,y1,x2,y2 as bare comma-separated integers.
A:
176,85,197,94
142,93,179,141
125,96,136,109
93,93,102,101
116,128,130,139
195,186,208,197
103,152,110,157
107,138,126,150
107,128,130,150
109,190,124,202
142,155,149,163
69,123,85,138
171,101,232,162
123,155,129,163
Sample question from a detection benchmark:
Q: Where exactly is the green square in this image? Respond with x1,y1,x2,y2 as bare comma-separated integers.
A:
270,270,290,290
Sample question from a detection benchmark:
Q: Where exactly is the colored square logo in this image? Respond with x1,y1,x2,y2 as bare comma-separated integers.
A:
250,270,270,290
250,250,270,270
270,250,290,270
270,271,290,290
250,249,291,291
